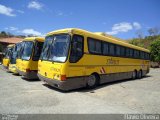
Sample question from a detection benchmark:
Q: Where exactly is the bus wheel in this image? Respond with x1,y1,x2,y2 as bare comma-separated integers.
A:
87,74,98,88
138,70,142,79
132,71,137,80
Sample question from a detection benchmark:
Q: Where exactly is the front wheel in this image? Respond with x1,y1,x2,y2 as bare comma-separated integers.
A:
87,74,99,88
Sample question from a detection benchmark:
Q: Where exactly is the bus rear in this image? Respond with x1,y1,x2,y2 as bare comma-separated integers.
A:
16,37,44,79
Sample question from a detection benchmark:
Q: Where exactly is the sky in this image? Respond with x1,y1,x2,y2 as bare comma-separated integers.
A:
0,0,160,39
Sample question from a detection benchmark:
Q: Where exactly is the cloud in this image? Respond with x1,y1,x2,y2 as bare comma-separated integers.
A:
54,10,63,16
17,10,24,14
5,27,42,36
57,11,63,16
133,22,141,30
102,22,107,25
54,10,73,16
8,27,18,31
0,4,16,16
106,22,133,35
28,1,43,10
106,22,142,35
22,29,42,36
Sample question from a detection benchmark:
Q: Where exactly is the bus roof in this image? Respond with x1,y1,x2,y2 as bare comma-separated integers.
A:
47,28,150,53
23,37,45,42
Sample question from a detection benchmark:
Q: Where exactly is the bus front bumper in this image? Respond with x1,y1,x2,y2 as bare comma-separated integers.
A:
37,73,86,91
8,65,18,74
16,69,38,80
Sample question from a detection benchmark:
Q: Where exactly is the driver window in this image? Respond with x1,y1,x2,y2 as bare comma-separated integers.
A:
70,35,84,63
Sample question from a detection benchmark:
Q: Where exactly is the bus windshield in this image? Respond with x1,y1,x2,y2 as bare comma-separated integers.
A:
40,34,70,62
10,47,17,64
10,43,23,64
21,41,34,60
17,42,24,59
4,47,12,59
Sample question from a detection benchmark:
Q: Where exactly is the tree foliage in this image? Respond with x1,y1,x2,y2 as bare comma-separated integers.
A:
150,38,160,63
148,27,160,36
128,35,160,49
0,31,14,38
0,31,25,38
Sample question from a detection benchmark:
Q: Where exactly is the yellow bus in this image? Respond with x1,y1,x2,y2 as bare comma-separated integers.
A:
16,37,44,79
38,28,150,91
2,44,14,70
8,42,23,74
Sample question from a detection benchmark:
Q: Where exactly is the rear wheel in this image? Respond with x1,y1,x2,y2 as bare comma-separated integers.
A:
87,74,99,88
137,70,142,79
132,71,137,79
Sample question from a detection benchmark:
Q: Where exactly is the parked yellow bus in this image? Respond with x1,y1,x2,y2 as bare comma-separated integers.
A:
2,44,14,70
8,42,23,74
38,28,150,91
16,37,44,79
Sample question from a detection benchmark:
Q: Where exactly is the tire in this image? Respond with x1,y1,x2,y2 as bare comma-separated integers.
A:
132,71,137,80
138,70,142,79
87,74,99,88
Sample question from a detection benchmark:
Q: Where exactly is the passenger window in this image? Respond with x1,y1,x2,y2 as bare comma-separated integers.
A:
70,35,84,63
120,47,125,57
129,49,133,57
116,45,121,56
140,51,145,59
145,53,150,60
103,42,109,55
88,38,102,54
109,44,115,55
126,48,130,57
134,50,140,58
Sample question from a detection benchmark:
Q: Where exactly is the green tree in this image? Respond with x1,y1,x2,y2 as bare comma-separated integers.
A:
148,27,160,36
0,31,7,37
150,39,160,65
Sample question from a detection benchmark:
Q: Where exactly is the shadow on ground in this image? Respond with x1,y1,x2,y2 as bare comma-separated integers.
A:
42,75,151,93
21,77,40,82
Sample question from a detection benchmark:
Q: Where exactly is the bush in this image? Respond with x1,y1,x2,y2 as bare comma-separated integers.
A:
150,39,160,66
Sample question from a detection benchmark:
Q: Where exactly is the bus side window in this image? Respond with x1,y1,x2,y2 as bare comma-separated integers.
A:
126,48,130,57
109,43,115,56
70,35,84,63
116,45,121,56
120,46,125,57
102,42,109,55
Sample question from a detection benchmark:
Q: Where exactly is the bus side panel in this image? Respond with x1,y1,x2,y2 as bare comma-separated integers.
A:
75,54,150,84
2,58,10,67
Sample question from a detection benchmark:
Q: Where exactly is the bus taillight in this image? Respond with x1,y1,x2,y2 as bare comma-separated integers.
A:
60,75,66,81
26,68,31,72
